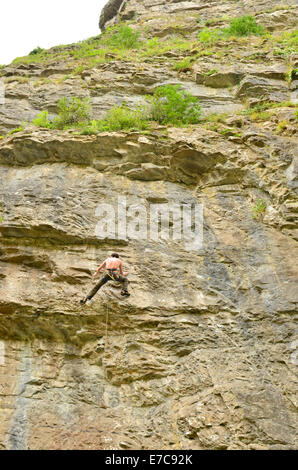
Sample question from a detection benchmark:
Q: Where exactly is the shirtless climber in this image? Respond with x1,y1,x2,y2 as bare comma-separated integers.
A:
80,252,130,304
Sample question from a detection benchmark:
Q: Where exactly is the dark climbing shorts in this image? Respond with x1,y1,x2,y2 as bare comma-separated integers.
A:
87,271,129,300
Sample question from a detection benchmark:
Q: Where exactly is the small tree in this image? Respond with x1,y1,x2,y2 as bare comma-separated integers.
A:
53,97,91,129
148,84,202,125
29,46,44,55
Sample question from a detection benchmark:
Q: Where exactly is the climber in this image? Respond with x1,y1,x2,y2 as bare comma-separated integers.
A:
80,252,130,304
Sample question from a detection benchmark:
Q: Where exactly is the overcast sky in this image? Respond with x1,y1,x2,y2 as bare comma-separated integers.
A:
0,0,107,65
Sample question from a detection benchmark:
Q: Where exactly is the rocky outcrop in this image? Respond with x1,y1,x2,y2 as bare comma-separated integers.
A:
99,0,128,30
0,0,297,451
100,0,298,34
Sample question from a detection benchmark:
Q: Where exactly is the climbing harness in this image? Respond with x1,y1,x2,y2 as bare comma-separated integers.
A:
106,268,130,295
106,268,120,281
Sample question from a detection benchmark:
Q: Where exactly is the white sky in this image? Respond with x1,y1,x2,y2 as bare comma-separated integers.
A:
0,0,107,65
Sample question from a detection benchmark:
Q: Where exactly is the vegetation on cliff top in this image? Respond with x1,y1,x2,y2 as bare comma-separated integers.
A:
6,14,296,71
1,11,297,139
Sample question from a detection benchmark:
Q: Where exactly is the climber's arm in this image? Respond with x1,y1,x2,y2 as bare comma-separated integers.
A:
93,260,106,278
119,261,124,276
119,261,128,277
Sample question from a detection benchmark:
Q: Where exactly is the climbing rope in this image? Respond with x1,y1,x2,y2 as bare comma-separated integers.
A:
100,302,110,410
105,302,109,348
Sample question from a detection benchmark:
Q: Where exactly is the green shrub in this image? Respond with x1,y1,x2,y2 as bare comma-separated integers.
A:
146,37,160,50
198,16,265,44
251,199,266,220
33,97,148,132
79,120,100,135
52,97,91,129
224,15,265,36
78,105,149,134
33,97,91,130
32,87,203,133
29,46,44,55
104,25,141,49
148,85,202,125
97,106,148,132
33,110,51,128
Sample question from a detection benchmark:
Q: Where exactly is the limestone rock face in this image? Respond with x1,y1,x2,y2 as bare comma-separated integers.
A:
0,0,297,450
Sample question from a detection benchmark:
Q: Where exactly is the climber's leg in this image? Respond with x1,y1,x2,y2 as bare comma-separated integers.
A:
117,274,130,296
80,274,110,304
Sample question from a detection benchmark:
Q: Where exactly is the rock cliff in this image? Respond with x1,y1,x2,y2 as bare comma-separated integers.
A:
0,0,297,450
